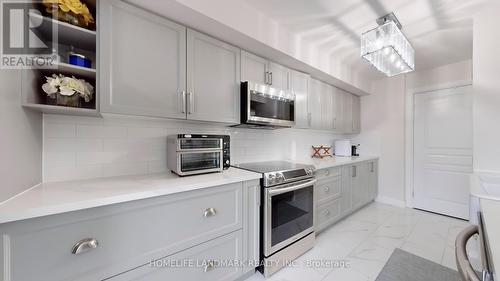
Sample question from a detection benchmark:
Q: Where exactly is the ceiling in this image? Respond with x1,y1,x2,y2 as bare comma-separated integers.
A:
242,0,489,79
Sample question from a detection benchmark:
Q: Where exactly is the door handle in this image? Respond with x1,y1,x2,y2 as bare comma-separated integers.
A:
187,92,194,114
180,91,186,113
371,162,374,173
307,112,312,127
352,166,357,177
333,118,337,129
269,72,273,85
265,71,270,85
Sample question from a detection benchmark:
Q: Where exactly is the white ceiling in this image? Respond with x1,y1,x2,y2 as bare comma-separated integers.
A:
242,0,489,78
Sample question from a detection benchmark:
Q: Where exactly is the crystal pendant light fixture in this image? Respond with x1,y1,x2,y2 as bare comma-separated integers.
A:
361,12,415,77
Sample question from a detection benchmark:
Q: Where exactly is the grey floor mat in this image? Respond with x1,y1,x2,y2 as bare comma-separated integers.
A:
375,248,460,281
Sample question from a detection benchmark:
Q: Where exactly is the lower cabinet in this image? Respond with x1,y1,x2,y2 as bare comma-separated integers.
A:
314,160,378,232
0,181,260,281
109,231,243,281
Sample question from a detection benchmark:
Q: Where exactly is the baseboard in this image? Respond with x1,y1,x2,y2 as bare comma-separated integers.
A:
375,196,406,208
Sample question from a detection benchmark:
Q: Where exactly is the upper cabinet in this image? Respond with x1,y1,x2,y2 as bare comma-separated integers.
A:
352,95,361,133
321,82,334,130
100,0,187,119
186,29,240,124
308,78,323,130
290,70,310,129
100,1,240,124
241,51,290,90
241,50,269,85
332,87,343,132
340,90,353,133
268,62,290,90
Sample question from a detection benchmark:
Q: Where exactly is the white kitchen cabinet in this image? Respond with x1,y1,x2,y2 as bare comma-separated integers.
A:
332,87,343,132
341,90,353,133
321,82,334,130
352,95,361,133
100,0,187,119
240,50,290,89
291,70,310,129
268,61,290,90
308,78,323,129
0,181,260,281
187,29,240,124
314,160,378,233
241,50,269,85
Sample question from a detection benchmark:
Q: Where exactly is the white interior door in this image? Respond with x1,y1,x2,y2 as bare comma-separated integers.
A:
413,85,473,219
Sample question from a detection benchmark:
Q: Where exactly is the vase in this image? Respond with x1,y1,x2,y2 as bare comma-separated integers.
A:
56,94,81,108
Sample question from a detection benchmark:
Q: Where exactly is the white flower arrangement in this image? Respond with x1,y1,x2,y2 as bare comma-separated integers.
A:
42,74,94,102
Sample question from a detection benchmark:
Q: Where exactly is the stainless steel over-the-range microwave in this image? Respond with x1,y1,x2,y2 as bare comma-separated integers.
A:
167,134,230,176
238,81,295,128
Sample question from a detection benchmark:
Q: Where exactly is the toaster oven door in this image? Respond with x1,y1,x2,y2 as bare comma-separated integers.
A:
177,151,223,175
178,138,223,151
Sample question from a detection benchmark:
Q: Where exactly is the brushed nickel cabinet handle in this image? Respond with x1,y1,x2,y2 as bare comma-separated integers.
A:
352,166,357,177
203,207,217,217
324,209,330,216
264,71,269,85
269,72,273,85
71,238,98,255
324,186,330,192
187,92,194,114
204,260,216,272
325,169,330,176
180,91,186,113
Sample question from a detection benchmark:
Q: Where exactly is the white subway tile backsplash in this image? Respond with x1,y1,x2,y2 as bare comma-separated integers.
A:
43,114,348,182
44,123,76,138
76,125,127,138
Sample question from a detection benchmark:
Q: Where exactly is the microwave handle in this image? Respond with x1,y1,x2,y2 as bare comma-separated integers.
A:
268,179,316,196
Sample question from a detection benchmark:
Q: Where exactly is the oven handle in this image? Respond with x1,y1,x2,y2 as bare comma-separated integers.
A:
268,179,316,196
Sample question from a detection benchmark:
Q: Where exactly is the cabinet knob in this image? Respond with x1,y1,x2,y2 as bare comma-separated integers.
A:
71,238,98,255
324,209,330,216
324,170,330,176
204,260,216,272
324,186,330,192
204,207,217,217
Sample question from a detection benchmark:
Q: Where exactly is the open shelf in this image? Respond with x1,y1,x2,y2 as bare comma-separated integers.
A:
54,62,96,79
29,12,96,51
22,104,100,117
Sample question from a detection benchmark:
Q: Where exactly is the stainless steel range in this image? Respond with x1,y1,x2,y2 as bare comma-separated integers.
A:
234,161,316,277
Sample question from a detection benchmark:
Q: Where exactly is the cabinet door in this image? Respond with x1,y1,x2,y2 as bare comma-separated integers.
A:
351,163,367,209
241,50,268,85
341,166,352,216
368,161,378,201
321,82,334,130
100,0,187,118
341,91,353,133
332,87,343,132
352,95,361,133
186,29,240,124
308,78,322,129
268,62,290,90
291,70,310,129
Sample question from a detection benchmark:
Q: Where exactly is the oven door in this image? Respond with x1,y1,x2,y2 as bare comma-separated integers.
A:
264,178,316,257
177,150,223,176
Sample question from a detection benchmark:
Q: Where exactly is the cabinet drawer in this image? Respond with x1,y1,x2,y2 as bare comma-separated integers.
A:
1,183,242,281
110,230,243,281
315,198,341,232
315,177,341,203
315,167,341,179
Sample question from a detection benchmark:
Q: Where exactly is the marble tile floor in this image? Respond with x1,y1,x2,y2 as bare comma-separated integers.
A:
245,202,477,281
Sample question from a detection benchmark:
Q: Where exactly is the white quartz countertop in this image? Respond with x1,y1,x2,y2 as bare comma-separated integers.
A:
304,155,379,170
0,168,261,225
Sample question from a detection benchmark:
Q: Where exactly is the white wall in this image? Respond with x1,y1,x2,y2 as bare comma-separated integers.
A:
0,70,42,202
354,75,406,206
43,114,347,182
473,3,500,173
355,60,473,206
